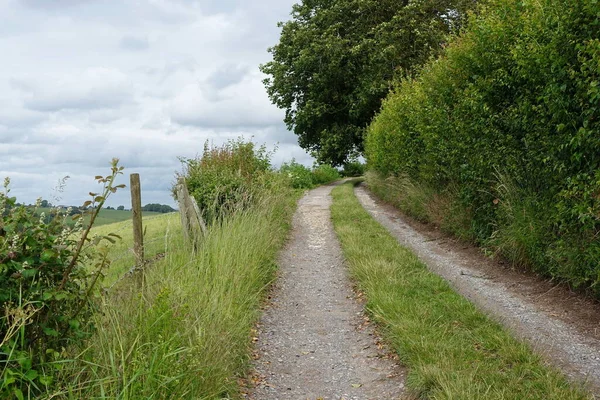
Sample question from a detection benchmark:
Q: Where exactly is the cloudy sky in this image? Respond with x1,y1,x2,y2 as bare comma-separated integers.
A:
0,0,309,208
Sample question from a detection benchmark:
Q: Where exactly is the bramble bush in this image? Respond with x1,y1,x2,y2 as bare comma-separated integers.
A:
280,161,341,189
280,160,314,189
341,161,366,177
178,139,277,223
366,0,600,293
0,160,125,398
311,164,341,186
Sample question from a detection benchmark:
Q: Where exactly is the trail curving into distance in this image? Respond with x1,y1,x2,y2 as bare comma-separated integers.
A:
250,183,405,400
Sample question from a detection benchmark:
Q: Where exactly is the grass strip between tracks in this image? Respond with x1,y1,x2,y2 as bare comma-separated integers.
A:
330,182,590,400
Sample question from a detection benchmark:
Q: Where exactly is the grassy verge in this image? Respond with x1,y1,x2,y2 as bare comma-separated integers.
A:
54,191,298,399
330,182,590,399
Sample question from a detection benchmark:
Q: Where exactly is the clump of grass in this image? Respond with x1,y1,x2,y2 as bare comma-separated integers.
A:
55,191,297,399
366,171,473,240
487,172,552,270
330,182,590,399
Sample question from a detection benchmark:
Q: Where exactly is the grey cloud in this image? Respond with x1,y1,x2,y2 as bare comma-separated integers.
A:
21,0,91,9
0,107,46,128
26,92,130,112
171,0,238,15
170,73,283,129
19,68,133,112
120,35,150,51
206,64,250,90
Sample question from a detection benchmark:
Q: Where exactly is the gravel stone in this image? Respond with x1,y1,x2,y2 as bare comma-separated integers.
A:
250,184,405,400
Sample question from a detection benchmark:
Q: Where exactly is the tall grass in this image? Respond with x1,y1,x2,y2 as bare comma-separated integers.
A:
365,171,474,241
53,191,297,399
91,213,180,286
330,182,590,399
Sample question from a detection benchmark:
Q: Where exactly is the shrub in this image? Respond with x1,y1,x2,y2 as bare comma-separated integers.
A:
341,161,366,177
279,160,314,189
0,160,124,398
311,164,341,185
178,139,275,223
366,0,600,292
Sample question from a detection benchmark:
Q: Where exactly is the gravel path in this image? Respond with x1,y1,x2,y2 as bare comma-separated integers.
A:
250,184,405,400
355,184,600,395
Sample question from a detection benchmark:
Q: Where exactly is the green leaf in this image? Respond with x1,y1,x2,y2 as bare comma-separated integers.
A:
54,292,67,301
21,268,38,278
69,319,81,330
13,388,24,400
24,369,38,381
39,375,53,386
41,249,56,262
43,327,59,337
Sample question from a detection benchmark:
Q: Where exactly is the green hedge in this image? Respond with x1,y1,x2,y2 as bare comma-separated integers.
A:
366,0,600,292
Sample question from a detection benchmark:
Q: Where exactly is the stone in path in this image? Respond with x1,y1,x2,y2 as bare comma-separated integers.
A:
250,184,405,400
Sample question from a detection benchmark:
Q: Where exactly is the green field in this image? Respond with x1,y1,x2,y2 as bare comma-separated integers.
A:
36,207,165,227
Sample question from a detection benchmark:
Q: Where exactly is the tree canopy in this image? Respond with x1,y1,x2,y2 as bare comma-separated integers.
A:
261,0,477,165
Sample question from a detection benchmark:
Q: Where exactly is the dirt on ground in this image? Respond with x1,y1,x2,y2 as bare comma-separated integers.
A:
355,183,600,396
249,184,406,400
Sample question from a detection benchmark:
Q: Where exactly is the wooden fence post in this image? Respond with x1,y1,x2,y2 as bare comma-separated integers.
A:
130,173,144,274
176,178,206,248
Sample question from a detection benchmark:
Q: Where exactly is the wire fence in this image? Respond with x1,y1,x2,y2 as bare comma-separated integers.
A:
98,174,203,293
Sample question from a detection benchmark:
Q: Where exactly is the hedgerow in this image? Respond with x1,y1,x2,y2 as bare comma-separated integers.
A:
366,0,600,292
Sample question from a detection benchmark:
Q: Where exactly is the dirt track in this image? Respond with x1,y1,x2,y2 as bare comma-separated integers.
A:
250,182,600,398
355,184,600,396
250,184,405,399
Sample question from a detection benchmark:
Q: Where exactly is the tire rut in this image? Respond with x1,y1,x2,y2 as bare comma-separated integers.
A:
355,184,600,396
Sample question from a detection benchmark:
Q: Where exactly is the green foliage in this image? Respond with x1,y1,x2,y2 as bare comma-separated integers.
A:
141,203,175,213
341,161,366,177
330,183,590,399
280,160,314,189
280,161,341,189
311,164,341,185
261,0,477,165
60,182,298,398
178,139,275,223
366,0,600,292
0,160,125,398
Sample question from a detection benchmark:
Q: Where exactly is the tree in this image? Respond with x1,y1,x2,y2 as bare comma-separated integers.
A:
141,203,175,213
261,0,477,165
117,205,125,211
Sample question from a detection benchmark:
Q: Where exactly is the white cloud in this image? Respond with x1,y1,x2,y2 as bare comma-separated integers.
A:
119,35,150,51
170,70,283,128
0,0,309,207
17,68,133,112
